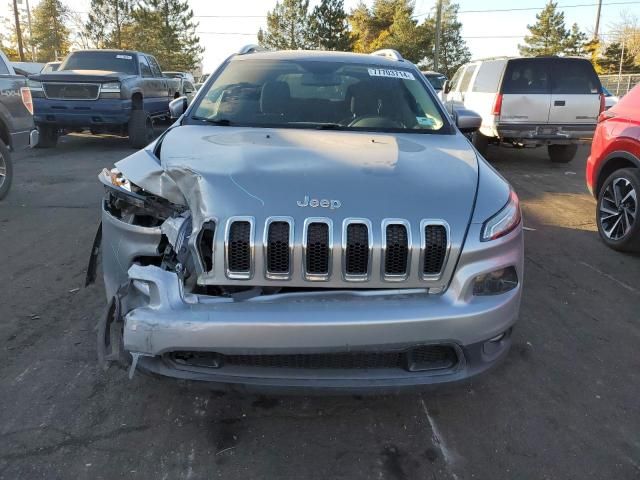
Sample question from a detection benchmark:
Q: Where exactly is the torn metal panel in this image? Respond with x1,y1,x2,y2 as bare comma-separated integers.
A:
115,147,187,206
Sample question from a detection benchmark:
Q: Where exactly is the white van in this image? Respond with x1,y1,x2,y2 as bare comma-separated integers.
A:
444,56,604,163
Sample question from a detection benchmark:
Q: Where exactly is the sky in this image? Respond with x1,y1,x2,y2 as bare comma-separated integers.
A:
3,0,639,72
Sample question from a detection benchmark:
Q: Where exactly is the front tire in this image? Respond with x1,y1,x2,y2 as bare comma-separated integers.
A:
128,110,154,148
548,144,577,163
472,131,490,156
0,139,13,200
35,125,59,148
596,168,640,252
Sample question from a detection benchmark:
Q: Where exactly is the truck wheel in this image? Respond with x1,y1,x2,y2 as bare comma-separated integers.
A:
472,131,490,156
548,144,577,163
0,139,13,200
596,168,640,252
36,125,59,148
128,110,154,148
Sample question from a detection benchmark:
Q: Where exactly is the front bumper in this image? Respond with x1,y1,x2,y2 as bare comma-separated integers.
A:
34,98,132,127
101,203,524,391
497,123,596,144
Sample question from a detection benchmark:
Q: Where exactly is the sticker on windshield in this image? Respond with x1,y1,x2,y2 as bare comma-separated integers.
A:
368,68,415,80
116,54,133,60
416,116,435,126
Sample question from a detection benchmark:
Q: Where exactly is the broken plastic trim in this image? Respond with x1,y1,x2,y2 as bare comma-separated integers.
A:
84,222,102,287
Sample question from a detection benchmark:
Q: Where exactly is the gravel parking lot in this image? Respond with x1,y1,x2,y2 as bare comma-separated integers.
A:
1,132,639,479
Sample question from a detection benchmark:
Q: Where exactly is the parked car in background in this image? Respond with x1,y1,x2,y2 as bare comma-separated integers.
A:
0,50,39,199
602,86,619,110
445,56,603,163
94,47,522,391
41,61,61,73
29,49,180,148
163,71,195,83
587,83,639,252
195,73,210,90
163,71,197,104
422,70,447,98
12,62,46,77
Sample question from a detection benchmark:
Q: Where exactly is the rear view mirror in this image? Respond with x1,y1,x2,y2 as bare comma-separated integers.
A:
169,96,188,118
443,80,451,94
453,107,481,133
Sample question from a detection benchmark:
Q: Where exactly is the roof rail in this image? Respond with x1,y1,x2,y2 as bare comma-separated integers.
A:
238,44,266,55
371,49,404,62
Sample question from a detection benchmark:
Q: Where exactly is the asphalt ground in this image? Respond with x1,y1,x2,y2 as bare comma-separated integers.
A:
1,131,639,479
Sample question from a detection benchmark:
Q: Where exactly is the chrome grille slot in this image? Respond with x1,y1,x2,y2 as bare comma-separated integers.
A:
345,222,370,278
383,222,410,279
226,218,254,278
267,221,291,276
304,220,331,280
423,223,448,277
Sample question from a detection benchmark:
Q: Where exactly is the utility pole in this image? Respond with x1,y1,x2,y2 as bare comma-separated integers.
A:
594,0,602,39
434,0,443,72
616,38,625,96
12,0,26,61
25,0,35,61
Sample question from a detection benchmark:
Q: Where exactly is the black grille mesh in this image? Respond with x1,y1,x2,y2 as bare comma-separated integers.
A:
346,223,369,275
43,83,99,99
423,225,447,275
385,224,409,275
228,221,251,272
170,345,459,372
267,221,290,273
306,223,329,275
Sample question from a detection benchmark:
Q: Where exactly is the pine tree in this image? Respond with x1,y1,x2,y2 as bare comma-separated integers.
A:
598,42,637,74
130,0,203,71
564,23,588,56
258,0,312,50
348,0,430,62
30,0,70,61
84,0,134,49
309,0,352,51
519,1,568,56
421,0,469,76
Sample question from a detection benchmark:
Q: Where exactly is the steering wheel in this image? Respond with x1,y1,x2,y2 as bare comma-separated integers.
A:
347,115,405,129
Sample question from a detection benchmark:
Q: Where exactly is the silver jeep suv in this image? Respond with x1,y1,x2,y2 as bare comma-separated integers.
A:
95,47,524,392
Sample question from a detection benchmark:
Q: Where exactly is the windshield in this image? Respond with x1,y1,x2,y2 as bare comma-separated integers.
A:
60,51,138,75
191,59,446,133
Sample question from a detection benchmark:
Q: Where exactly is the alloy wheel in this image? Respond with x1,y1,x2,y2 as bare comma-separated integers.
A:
599,177,637,240
0,152,6,190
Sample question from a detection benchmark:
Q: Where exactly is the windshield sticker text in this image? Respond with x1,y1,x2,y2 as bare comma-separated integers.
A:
368,68,415,80
116,55,133,60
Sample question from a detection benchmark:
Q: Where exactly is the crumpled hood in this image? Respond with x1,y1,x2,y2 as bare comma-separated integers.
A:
156,125,479,228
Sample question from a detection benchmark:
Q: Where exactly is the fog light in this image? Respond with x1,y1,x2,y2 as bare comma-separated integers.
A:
473,267,518,296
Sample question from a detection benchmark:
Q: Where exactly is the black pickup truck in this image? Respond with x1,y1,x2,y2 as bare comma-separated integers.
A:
0,50,38,200
29,49,180,148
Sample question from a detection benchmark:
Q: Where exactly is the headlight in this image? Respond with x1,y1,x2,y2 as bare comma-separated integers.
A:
481,190,521,241
27,79,44,98
101,82,121,93
27,79,42,90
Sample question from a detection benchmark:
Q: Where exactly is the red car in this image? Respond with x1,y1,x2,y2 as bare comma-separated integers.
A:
587,84,640,251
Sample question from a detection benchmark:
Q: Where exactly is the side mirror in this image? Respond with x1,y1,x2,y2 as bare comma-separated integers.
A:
443,80,451,94
169,96,188,119
453,107,482,133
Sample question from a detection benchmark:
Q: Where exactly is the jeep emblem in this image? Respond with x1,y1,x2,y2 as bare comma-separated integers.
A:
297,195,341,210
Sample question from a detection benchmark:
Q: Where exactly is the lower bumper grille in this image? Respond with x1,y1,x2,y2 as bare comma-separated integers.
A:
170,345,459,372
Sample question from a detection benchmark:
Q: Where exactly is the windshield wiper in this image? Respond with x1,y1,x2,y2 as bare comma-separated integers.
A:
192,117,233,126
